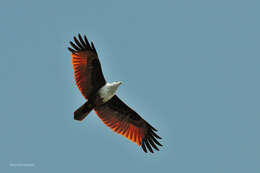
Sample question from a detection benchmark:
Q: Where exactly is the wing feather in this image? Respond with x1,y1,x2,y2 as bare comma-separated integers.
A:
68,34,106,99
74,36,84,49
94,95,162,153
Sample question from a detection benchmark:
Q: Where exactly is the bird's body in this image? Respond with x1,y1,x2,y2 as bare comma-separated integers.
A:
68,34,162,153
98,81,122,103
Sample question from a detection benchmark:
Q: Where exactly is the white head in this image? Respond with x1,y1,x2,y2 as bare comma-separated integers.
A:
113,81,122,88
99,81,123,103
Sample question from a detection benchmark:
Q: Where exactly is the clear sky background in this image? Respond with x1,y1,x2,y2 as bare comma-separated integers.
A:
0,0,259,172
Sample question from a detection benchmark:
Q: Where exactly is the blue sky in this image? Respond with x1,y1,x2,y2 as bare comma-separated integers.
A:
0,0,259,172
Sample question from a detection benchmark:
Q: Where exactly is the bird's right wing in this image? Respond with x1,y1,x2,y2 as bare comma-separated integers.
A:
94,95,162,153
68,34,106,100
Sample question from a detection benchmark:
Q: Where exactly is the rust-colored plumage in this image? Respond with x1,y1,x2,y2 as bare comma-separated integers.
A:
68,34,162,153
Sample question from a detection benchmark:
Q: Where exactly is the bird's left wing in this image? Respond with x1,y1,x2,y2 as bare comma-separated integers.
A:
94,95,162,153
68,34,106,100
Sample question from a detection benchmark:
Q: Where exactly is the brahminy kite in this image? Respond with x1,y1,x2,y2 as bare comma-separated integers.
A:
68,34,162,153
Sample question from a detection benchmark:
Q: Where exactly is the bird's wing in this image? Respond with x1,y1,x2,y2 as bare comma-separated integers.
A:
94,95,162,153
68,34,106,100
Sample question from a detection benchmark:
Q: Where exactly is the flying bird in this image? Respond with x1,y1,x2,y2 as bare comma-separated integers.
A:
68,34,162,153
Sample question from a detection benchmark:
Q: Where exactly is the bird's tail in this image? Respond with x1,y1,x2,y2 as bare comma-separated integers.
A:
74,101,95,121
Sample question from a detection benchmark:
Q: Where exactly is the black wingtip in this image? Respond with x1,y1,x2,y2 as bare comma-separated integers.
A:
68,47,75,53
68,34,97,54
150,130,162,139
149,125,158,132
91,41,97,54
74,36,84,49
78,34,86,47
147,137,159,151
70,41,79,51
150,134,163,147
140,127,163,153
141,141,148,153
144,139,154,153
84,35,90,47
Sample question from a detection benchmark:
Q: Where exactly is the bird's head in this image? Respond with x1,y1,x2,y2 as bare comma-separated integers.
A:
110,81,122,90
114,81,122,87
